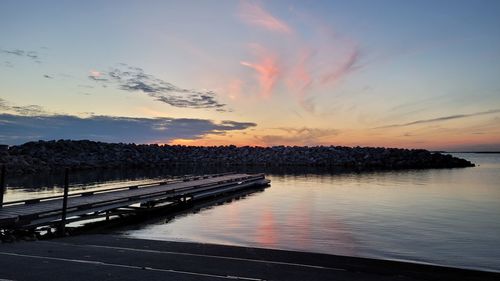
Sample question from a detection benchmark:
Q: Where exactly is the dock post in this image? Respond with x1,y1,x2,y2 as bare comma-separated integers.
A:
60,168,70,235
0,165,5,208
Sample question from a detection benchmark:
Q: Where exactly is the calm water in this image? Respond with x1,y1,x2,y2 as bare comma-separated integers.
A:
3,154,500,271
120,153,500,272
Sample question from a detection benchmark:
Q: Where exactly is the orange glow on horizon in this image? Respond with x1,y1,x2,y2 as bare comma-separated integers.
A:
164,125,500,151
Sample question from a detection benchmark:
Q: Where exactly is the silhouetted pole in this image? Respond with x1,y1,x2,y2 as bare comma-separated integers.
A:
0,165,5,208
60,168,70,235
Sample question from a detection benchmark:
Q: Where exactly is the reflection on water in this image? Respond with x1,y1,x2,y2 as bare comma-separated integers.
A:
4,165,396,190
120,154,500,272
118,186,268,233
3,154,500,271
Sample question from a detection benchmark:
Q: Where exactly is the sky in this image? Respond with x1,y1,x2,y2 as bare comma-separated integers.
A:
1,0,500,151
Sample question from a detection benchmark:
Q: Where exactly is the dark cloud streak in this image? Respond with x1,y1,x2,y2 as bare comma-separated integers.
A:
88,75,108,82
1,48,41,63
0,98,254,145
375,109,500,129
0,114,256,145
3,49,25,56
0,98,49,116
90,64,226,111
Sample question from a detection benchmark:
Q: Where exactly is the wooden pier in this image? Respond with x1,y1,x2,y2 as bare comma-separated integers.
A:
0,173,270,233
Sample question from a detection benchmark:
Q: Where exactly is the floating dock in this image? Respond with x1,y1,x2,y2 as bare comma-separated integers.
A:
0,173,269,233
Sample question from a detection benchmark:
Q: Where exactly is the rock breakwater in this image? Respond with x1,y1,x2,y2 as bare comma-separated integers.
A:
0,140,474,175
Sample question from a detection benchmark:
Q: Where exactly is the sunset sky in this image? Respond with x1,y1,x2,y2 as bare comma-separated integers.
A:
1,0,500,151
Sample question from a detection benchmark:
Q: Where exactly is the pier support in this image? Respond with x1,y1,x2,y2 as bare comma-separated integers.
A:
0,165,5,208
59,168,70,235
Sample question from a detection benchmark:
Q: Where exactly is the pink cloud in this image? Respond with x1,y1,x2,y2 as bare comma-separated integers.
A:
240,45,280,98
286,49,315,110
89,70,101,77
238,1,292,34
287,49,313,94
281,43,360,111
235,5,362,111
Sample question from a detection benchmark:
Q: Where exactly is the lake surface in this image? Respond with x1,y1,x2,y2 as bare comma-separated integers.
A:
3,153,500,272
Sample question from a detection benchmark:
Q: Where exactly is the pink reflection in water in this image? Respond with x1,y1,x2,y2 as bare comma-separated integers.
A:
256,210,278,247
122,155,500,271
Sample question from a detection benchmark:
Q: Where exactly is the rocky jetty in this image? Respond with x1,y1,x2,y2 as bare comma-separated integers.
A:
0,140,474,175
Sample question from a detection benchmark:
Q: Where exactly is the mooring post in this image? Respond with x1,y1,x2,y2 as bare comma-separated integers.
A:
60,168,70,235
0,165,5,208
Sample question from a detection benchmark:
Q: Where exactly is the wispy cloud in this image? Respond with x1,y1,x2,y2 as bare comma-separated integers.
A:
2,49,25,56
88,70,109,82
240,44,280,98
0,98,255,145
320,47,360,85
257,127,339,146
1,48,41,63
287,49,313,93
235,4,362,112
375,109,500,129
239,39,361,111
0,98,49,116
1,61,13,68
78,84,95,89
238,1,292,34
88,64,227,111
286,49,315,110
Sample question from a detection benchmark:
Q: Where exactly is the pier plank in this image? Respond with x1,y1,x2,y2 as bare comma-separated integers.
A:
0,173,267,229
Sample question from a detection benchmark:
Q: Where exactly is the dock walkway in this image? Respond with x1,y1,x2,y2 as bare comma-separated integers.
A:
0,173,268,230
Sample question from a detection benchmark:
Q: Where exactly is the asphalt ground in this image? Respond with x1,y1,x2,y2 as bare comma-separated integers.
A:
0,234,498,281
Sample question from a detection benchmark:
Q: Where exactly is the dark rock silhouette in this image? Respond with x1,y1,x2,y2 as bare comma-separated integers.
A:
0,140,474,175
